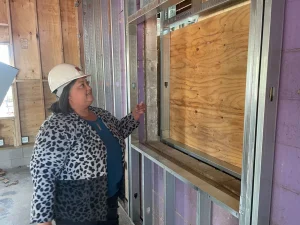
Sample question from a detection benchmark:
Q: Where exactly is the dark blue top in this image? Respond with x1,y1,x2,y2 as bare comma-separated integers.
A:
86,117,123,197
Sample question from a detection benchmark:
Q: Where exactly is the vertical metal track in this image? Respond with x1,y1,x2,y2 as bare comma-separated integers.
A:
251,0,286,224
82,0,91,75
124,0,133,215
137,22,146,142
82,0,105,108
94,0,105,108
92,0,99,107
120,0,128,118
197,190,212,225
239,0,264,224
164,171,175,225
129,148,141,223
159,11,171,139
142,156,153,225
110,0,123,119
128,0,137,16
101,0,114,113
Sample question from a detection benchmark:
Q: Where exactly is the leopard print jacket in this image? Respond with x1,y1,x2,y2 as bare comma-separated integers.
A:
30,107,139,224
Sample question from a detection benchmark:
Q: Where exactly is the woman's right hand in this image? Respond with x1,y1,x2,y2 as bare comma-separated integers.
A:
38,222,52,225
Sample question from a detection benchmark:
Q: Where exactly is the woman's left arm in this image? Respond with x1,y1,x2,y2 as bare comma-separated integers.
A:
108,102,146,139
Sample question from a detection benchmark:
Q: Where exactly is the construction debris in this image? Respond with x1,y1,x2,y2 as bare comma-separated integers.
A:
0,169,6,177
3,179,10,184
5,181,19,187
0,168,19,187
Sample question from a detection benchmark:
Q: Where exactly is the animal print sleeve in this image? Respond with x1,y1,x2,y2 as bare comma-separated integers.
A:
105,111,140,139
119,113,140,138
30,121,69,224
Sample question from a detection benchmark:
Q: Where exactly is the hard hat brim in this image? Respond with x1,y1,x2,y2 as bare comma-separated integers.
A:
52,74,91,93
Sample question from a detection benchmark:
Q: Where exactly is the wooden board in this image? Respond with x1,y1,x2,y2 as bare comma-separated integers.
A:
37,0,64,79
77,0,85,69
0,118,15,146
0,0,8,25
169,3,250,168
43,82,56,118
60,0,80,66
0,26,9,43
10,0,41,79
17,81,44,143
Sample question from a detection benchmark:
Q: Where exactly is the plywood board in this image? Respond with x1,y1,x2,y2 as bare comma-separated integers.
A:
0,26,9,43
10,0,41,79
43,82,56,118
37,0,64,79
0,118,15,146
60,0,80,66
17,81,44,143
169,3,250,168
0,0,8,25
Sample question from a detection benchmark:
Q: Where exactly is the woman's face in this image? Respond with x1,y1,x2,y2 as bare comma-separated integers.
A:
69,77,94,109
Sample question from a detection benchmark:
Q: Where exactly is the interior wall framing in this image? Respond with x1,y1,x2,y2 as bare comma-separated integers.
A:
125,0,284,225
0,0,81,147
81,0,127,119
80,0,130,204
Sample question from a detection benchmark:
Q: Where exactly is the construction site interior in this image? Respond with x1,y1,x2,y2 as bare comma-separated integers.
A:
0,0,299,225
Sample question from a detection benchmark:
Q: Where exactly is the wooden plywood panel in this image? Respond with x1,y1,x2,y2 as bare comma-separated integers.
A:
0,119,14,146
0,26,9,43
169,3,250,168
0,0,8,25
60,0,80,66
10,0,41,79
43,82,56,118
17,81,44,143
37,0,64,79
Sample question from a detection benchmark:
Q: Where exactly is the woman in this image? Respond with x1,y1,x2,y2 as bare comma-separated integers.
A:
30,63,145,225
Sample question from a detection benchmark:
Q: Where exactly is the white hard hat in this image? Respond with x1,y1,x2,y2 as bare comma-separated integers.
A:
48,64,90,96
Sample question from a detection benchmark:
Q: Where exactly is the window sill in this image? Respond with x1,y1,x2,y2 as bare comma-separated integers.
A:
131,140,240,217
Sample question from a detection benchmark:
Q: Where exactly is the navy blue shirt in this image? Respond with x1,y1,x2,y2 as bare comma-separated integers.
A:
86,118,123,197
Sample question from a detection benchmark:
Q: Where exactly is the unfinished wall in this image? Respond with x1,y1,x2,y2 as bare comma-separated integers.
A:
211,203,238,225
81,0,129,198
81,0,127,117
270,0,300,224
153,163,165,225
151,162,239,225
0,0,16,147
0,0,80,147
175,179,197,225
169,3,250,169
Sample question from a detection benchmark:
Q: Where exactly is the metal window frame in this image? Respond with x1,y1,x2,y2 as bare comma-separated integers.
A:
124,0,285,225
159,1,252,179
240,0,286,225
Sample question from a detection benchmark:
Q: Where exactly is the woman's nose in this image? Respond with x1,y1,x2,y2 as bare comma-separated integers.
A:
86,83,92,90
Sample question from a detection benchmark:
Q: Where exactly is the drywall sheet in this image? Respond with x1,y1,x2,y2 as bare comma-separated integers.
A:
169,3,250,168
0,62,18,104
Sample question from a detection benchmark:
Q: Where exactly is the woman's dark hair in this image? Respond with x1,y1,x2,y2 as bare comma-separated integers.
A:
49,79,77,115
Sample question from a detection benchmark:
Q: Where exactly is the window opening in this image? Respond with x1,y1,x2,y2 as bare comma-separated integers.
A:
0,44,14,118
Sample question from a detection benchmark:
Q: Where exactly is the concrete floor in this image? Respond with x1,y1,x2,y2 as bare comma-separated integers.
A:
0,166,134,225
